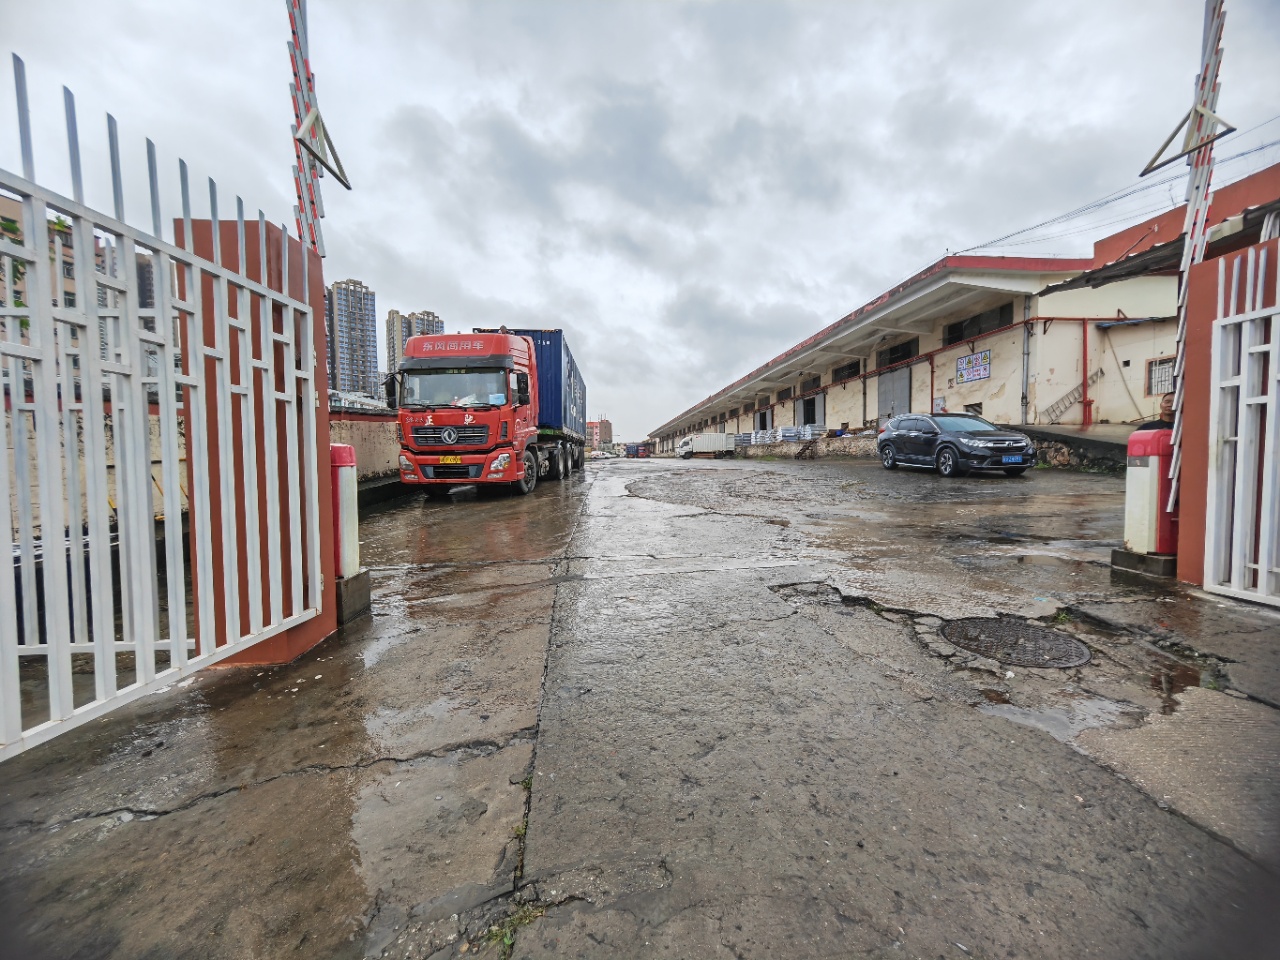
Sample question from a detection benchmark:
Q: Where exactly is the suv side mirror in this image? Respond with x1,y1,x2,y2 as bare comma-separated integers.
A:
515,372,530,407
384,373,399,410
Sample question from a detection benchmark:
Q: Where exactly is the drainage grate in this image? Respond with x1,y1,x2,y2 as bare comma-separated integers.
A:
940,617,1091,669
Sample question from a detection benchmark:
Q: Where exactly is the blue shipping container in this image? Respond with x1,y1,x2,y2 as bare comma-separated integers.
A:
476,328,586,441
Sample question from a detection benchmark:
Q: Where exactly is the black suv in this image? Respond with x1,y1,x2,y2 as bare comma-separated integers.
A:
878,413,1036,477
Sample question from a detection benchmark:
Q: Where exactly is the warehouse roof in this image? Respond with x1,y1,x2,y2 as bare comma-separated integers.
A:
650,254,1089,436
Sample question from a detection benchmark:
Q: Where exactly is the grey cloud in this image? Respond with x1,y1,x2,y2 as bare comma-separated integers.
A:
11,0,1278,442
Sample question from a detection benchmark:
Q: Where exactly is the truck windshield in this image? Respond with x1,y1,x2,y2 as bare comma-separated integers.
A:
401,369,508,408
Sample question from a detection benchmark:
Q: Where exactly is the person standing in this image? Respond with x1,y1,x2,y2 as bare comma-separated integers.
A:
1135,392,1175,430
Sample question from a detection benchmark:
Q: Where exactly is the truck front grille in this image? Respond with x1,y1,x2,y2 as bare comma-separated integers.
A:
421,464,483,480
411,425,490,447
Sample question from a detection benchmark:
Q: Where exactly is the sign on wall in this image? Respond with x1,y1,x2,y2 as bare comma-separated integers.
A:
956,350,992,384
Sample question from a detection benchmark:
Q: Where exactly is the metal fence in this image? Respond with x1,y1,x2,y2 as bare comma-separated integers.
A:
1,56,324,758
1203,239,1279,608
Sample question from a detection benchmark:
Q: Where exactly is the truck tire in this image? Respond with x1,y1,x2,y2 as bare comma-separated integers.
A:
513,449,538,495
547,444,564,480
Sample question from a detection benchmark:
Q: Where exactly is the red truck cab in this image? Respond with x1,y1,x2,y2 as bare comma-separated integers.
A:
392,331,584,494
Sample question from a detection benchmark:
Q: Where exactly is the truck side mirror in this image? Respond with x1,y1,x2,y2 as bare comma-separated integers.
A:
515,372,530,407
384,373,398,410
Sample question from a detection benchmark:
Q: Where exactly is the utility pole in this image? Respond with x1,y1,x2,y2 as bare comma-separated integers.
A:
1139,0,1234,513
285,0,350,257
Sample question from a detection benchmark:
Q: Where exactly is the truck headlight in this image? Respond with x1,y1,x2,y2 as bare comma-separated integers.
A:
399,454,413,471
491,453,511,471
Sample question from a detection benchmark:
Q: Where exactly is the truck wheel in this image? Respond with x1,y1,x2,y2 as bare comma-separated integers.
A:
513,450,538,495
560,446,570,478
547,444,564,480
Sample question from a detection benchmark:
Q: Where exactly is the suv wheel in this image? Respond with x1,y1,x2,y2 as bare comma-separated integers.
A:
936,446,965,478
880,444,898,470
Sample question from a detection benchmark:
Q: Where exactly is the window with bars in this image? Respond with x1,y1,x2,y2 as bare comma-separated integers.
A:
943,303,1014,346
876,337,918,369
743,401,755,412
729,407,739,417
801,376,821,394
832,360,861,381
1146,356,1175,396
777,387,793,402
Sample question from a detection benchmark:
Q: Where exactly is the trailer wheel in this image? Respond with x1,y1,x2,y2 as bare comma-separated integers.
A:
548,443,566,479
513,450,538,495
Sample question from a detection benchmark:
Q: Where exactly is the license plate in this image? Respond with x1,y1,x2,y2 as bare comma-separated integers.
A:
1002,455,1023,464
438,456,462,465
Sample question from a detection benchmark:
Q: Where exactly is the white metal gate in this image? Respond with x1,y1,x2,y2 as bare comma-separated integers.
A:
1203,239,1279,607
1,56,324,758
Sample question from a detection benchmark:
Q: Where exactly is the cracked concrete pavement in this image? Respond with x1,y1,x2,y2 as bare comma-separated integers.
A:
2,458,1279,959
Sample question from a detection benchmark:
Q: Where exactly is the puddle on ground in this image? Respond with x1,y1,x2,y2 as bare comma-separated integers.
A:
979,693,1129,742
1149,658,1203,715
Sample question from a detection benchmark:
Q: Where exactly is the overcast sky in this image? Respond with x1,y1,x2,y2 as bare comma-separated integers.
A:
6,1,1279,440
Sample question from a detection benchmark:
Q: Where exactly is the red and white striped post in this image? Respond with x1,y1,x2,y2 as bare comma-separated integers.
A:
330,443,359,580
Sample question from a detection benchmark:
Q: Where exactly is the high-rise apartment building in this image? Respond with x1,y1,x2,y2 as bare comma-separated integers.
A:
597,417,613,444
385,309,444,373
326,279,378,395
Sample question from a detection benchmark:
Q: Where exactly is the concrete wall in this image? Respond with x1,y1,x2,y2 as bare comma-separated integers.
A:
738,435,877,459
5,406,186,538
930,326,1026,423
824,379,870,430
1031,317,1175,425
329,414,400,480
1038,275,1176,319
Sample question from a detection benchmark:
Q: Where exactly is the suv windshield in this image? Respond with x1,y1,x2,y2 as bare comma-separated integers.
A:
402,369,508,408
930,415,997,433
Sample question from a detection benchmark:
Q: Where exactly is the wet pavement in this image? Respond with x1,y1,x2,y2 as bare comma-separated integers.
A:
2,458,1279,959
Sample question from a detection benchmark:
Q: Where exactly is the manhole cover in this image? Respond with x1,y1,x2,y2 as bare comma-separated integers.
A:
940,617,1091,668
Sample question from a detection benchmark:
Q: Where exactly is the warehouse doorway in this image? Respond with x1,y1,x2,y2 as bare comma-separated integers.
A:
877,367,911,421
796,393,825,427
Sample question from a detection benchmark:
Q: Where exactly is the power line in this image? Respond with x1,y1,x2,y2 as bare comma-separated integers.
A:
956,119,1280,254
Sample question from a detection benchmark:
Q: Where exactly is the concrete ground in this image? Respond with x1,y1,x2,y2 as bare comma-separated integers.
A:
2,458,1279,960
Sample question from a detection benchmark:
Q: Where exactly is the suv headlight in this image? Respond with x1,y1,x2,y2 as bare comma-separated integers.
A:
962,437,993,448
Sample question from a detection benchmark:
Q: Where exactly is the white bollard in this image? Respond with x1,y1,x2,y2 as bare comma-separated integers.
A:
330,443,360,579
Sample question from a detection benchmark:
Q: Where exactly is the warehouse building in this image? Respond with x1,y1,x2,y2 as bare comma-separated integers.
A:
651,164,1280,453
